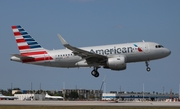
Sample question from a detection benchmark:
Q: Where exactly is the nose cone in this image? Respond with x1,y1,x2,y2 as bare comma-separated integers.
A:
164,48,171,57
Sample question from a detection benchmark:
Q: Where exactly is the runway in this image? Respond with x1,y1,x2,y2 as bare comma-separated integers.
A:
0,101,180,106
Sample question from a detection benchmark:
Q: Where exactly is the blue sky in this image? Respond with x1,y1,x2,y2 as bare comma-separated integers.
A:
0,0,179,94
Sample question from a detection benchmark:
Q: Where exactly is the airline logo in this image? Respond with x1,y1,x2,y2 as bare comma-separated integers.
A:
134,44,143,52
12,25,53,62
90,46,133,55
90,44,144,55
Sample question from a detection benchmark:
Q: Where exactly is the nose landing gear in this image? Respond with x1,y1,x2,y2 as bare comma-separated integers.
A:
145,61,151,72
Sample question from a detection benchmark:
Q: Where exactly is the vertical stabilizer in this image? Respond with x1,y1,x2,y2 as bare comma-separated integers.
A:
11,25,52,62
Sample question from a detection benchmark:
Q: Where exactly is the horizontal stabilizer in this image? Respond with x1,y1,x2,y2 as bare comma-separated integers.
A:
11,54,34,60
11,54,34,62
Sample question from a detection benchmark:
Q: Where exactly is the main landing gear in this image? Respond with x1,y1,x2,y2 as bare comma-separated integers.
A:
91,67,99,78
145,61,151,72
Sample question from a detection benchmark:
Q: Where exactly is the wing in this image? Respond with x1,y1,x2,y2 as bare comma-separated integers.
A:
57,34,107,65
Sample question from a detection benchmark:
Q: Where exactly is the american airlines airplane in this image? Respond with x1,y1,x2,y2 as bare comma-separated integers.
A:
10,25,171,77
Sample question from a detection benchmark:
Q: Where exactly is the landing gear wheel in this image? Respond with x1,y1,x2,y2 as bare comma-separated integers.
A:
91,70,96,76
94,72,99,77
91,67,100,78
146,67,151,72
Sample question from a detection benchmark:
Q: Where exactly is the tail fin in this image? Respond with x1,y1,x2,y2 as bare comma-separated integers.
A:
12,25,48,56
11,25,52,62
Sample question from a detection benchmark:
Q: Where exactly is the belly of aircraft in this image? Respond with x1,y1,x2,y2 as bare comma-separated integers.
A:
51,57,81,67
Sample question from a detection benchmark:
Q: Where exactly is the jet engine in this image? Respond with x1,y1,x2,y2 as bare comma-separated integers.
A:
106,56,126,70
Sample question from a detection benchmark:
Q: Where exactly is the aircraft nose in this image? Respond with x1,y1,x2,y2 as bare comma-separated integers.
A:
165,48,171,56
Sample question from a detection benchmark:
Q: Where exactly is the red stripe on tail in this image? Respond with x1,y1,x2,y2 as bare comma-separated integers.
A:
21,51,48,56
12,26,17,29
16,39,26,43
14,32,21,36
18,45,30,50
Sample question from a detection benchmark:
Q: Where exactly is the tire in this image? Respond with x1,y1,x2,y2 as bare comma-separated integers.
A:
91,70,99,77
94,72,99,77
91,70,96,76
146,67,151,72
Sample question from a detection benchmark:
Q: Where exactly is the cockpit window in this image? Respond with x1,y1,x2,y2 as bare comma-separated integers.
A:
155,45,164,48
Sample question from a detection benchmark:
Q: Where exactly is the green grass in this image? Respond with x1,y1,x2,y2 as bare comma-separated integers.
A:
0,106,180,109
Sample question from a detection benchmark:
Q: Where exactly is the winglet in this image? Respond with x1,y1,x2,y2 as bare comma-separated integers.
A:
57,34,68,45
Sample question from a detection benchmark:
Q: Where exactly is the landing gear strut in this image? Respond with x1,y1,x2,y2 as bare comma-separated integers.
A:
91,67,99,77
145,61,151,72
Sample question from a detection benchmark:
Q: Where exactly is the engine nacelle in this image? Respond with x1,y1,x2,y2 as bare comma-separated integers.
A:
106,57,126,70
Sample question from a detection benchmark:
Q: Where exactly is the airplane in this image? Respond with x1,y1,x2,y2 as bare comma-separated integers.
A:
10,25,171,77
45,93,63,100
0,93,18,100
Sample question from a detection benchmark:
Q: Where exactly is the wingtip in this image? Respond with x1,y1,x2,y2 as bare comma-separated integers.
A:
57,34,68,45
